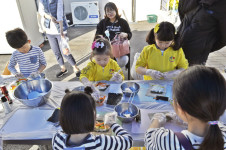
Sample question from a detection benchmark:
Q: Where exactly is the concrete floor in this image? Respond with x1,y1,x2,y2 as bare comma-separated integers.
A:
1,21,226,149
0,21,154,81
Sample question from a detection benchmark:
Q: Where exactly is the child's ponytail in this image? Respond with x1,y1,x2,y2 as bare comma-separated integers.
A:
146,29,155,45
84,86,93,96
172,33,181,50
199,125,224,150
65,89,71,93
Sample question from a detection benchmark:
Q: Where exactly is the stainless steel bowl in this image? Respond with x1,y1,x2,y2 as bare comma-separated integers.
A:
121,82,140,97
13,79,52,107
114,103,139,123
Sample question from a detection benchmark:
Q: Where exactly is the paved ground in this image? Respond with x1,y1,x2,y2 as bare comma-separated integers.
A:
0,21,153,81
1,21,226,149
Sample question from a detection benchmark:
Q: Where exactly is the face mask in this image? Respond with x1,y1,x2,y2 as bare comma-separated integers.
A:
105,30,110,41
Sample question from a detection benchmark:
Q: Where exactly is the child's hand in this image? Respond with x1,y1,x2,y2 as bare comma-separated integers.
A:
163,69,184,80
163,71,176,79
104,112,117,126
91,91,100,102
119,32,128,39
151,113,166,125
29,71,40,79
165,112,177,120
15,73,24,78
110,70,123,83
51,16,57,23
165,112,186,125
82,78,92,87
146,69,164,80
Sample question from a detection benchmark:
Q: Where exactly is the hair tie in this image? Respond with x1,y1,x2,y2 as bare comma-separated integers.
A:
91,41,96,50
91,41,105,50
208,121,218,125
154,23,160,33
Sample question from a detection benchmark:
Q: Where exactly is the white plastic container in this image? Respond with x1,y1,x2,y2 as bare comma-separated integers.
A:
1,96,12,114
61,36,71,56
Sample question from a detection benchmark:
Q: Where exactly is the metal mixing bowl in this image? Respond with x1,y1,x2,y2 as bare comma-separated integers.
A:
13,79,52,107
114,103,139,123
121,82,140,97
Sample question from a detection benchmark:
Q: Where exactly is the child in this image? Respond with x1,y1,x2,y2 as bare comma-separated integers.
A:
145,65,226,150
52,88,133,150
80,37,124,98
136,22,188,80
6,28,47,78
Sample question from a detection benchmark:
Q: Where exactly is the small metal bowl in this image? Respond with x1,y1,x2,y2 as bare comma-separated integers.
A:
121,82,140,97
13,79,52,107
114,103,139,123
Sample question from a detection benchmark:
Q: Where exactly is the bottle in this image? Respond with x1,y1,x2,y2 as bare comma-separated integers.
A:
62,36,71,56
0,85,13,104
5,92,13,104
1,96,12,114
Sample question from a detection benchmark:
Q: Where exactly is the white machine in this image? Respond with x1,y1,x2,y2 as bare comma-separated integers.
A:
71,1,99,25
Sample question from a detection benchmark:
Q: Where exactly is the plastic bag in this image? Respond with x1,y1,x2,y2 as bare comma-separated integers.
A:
61,37,71,56
130,52,143,80
104,112,117,126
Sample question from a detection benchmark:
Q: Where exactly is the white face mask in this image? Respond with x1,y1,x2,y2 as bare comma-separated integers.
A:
105,30,110,41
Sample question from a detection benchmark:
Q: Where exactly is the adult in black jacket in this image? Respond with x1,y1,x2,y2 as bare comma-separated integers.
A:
96,2,132,69
178,0,226,65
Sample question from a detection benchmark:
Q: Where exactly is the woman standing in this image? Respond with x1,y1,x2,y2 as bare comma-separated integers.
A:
96,2,132,69
39,0,80,78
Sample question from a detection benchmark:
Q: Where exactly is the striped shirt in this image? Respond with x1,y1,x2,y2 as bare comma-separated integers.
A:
145,123,226,150
52,123,133,150
8,46,47,78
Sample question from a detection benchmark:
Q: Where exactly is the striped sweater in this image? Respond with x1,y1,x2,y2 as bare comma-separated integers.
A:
145,123,226,150
8,46,46,77
52,123,133,150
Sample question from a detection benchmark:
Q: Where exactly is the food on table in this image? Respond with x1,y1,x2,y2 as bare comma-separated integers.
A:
106,93,122,105
9,78,26,91
18,78,27,82
10,84,17,91
95,82,109,91
96,96,106,106
124,87,133,93
150,84,164,94
120,110,134,118
94,120,110,132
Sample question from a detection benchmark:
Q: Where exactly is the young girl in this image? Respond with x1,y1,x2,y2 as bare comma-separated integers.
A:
96,2,132,69
80,37,124,85
145,65,226,150
52,88,133,150
136,21,188,80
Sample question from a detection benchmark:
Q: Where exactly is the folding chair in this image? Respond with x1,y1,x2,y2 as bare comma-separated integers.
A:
2,62,11,75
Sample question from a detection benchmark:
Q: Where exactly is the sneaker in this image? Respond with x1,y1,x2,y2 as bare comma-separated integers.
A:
76,70,81,78
56,69,68,78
